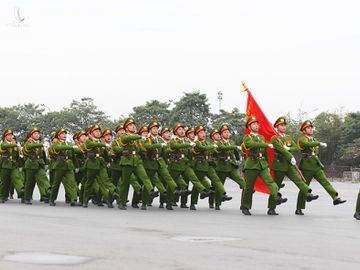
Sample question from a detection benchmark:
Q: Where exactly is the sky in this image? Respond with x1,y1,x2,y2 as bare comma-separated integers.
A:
0,0,359,122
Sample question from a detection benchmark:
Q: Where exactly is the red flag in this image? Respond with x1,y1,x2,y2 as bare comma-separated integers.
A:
243,85,277,194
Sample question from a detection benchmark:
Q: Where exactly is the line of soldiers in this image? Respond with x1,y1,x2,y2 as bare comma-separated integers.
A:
0,116,358,219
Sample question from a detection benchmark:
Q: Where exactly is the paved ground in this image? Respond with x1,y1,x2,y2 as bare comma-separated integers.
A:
0,180,359,270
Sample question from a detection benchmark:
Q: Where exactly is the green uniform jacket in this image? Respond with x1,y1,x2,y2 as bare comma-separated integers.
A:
83,139,107,170
214,139,240,172
0,142,22,169
142,135,167,171
111,138,123,171
51,141,78,170
271,134,298,172
243,134,269,171
168,137,192,172
119,133,143,167
23,140,47,169
297,135,324,171
192,139,215,172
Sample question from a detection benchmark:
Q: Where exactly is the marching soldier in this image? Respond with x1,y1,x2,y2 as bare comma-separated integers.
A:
295,120,346,215
240,116,286,215
214,124,246,210
166,124,211,210
267,117,319,215
22,128,51,204
73,130,88,206
208,128,221,208
0,129,25,203
190,126,231,210
118,118,159,210
355,191,360,220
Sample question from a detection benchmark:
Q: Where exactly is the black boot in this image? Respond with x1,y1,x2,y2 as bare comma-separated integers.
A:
159,203,164,209
242,208,251,216
49,201,56,206
83,204,88,208
333,197,346,205
267,209,279,216
132,203,139,208
276,196,287,205
172,202,178,207
354,212,360,220
295,209,304,215
280,183,285,188
181,189,192,196
0,199,5,203
97,201,104,207
107,202,114,208
70,202,79,207
147,203,153,207
118,204,127,210
221,194,232,202
150,191,159,199
141,204,147,210
174,190,182,196
306,194,319,202
180,203,189,209
166,204,174,210
190,204,196,210
200,191,210,199
24,200,32,205
215,205,221,210
209,204,214,209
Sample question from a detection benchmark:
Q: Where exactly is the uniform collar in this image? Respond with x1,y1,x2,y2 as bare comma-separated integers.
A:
250,132,259,137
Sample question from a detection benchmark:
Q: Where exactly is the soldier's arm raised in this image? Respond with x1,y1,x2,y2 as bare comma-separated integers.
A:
53,142,74,151
25,142,44,149
243,135,269,149
195,141,215,151
0,142,18,149
170,140,191,149
121,134,142,144
86,140,106,148
111,141,123,153
298,136,320,148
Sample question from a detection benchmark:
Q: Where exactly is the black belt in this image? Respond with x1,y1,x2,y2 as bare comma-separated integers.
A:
123,150,137,160
170,153,185,161
248,153,265,161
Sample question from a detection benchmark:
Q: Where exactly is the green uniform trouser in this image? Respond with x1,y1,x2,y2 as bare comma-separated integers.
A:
167,167,206,205
296,169,338,210
50,169,78,202
142,169,167,204
191,168,226,205
119,165,153,206
356,191,360,213
0,168,24,200
241,169,279,210
83,168,111,205
24,168,50,201
268,167,311,210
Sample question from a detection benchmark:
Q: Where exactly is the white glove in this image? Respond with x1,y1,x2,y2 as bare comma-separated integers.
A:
142,137,147,141
320,142,327,148
75,168,79,173
290,157,296,166
161,143,167,147
284,146,290,151
73,145,78,149
17,143,22,149
237,146,242,150
106,143,111,148
190,142,196,147
19,167,23,173
213,144,218,148
107,163,111,168
45,165,49,171
268,144,274,149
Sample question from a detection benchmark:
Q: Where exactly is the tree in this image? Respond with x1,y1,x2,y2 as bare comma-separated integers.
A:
129,100,171,128
169,91,211,128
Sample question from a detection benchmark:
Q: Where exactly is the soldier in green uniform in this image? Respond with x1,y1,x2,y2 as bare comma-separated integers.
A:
267,117,319,215
189,126,232,210
49,128,79,206
0,129,25,203
47,133,58,188
111,125,125,191
22,128,51,204
208,128,221,208
240,116,286,215
166,124,211,210
118,118,158,210
355,191,360,220
213,124,246,210
295,120,346,215
82,124,118,208
73,130,88,206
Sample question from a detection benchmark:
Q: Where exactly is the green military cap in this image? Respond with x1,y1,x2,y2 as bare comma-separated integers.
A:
148,121,160,130
194,126,205,135
115,124,124,133
210,129,219,138
28,127,41,137
186,127,195,136
138,126,148,135
219,123,230,134
274,117,287,128
102,129,112,137
124,118,136,129
160,126,170,136
173,123,184,134
76,130,87,141
246,116,258,127
89,124,101,134
300,120,313,131
55,128,67,138
2,129,14,141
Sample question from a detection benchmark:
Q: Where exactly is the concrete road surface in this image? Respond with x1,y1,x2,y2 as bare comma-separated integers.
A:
0,180,359,270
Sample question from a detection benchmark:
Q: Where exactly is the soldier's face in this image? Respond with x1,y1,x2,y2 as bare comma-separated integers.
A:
197,131,206,140
92,129,101,138
79,135,87,143
127,123,136,133
32,132,40,140
277,124,287,133
176,127,185,137
304,126,314,136
117,129,125,137
59,132,67,140
250,122,259,133
141,131,148,137
52,138,59,143
150,127,158,136
212,133,221,141
162,131,171,140
222,130,230,140
187,132,195,141
5,134,13,142
104,134,112,143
